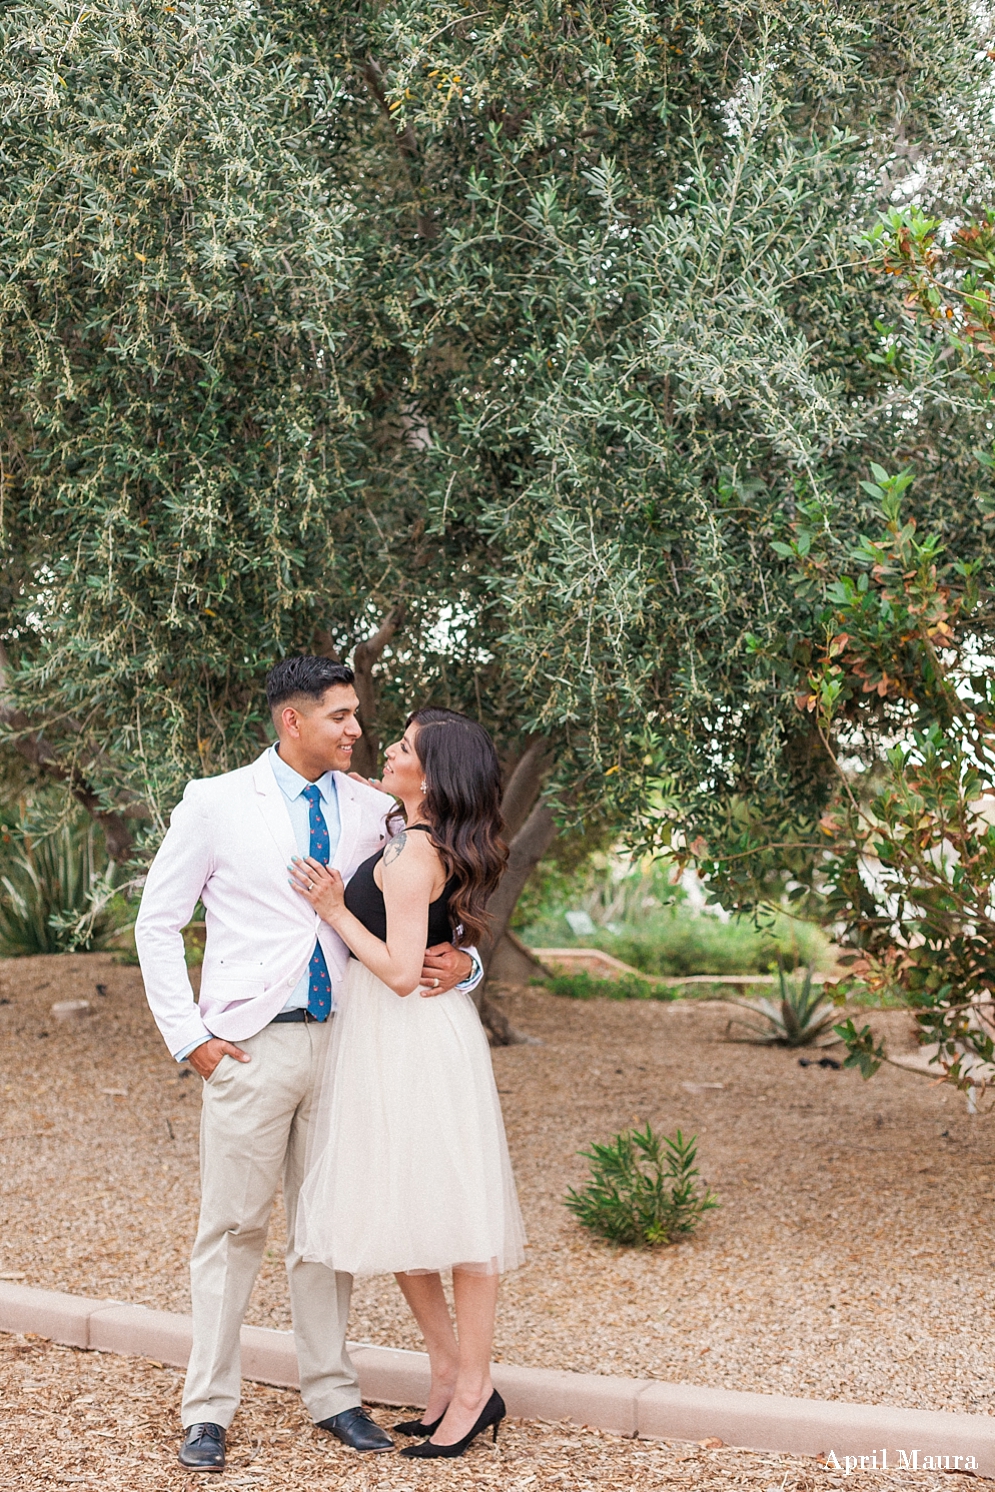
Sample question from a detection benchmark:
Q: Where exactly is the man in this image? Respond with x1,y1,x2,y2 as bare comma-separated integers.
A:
135,657,481,1470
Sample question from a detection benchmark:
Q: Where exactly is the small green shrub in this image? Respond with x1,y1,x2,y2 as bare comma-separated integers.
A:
566,1124,718,1247
546,970,673,1001
0,818,124,955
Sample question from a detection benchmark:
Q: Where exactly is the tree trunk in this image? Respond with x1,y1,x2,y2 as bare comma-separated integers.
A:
482,799,558,971
486,928,550,983
499,737,552,839
474,738,557,1044
350,606,404,779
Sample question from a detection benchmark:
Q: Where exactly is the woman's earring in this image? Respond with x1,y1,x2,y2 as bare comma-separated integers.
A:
420,780,428,794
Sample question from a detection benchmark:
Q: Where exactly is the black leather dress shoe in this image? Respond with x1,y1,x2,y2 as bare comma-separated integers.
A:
316,1405,394,1452
178,1422,226,1471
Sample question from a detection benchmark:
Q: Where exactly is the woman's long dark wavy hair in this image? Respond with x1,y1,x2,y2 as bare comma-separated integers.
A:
403,707,507,946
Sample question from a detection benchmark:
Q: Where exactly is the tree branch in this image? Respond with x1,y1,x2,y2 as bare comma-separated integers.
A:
312,628,341,661
350,604,405,778
360,57,439,238
0,641,135,861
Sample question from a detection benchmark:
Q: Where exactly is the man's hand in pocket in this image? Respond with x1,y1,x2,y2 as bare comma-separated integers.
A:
187,1037,250,1080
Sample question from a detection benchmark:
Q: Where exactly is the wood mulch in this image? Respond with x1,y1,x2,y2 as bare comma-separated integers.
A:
0,1332,938,1491
1,952,993,1424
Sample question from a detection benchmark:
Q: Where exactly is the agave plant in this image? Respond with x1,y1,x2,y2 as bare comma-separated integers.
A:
0,817,121,956
725,966,840,1048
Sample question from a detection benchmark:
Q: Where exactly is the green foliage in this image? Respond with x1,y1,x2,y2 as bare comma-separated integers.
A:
833,1018,887,1079
800,475,995,1084
703,463,995,1085
600,909,829,978
0,817,122,955
510,826,640,932
545,970,667,1002
867,207,995,393
519,850,833,974
566,1125,717,1247
0,1,372,818
725,966,838,1047
1,0,991,855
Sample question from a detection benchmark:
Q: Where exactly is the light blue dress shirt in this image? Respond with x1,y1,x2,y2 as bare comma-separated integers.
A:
268,744,341,1013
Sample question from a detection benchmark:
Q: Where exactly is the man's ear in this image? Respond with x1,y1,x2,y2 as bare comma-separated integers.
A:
280,705,302,739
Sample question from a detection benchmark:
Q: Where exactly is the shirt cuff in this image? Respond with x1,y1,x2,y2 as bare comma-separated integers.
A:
174,1035,212,1062
456,949,484,993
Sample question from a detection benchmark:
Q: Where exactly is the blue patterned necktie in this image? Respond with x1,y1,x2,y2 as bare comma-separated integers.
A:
302,783,332,1021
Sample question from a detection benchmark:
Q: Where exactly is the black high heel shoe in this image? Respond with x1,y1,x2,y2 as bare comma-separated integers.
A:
399,1388,505,1459
392,1411,444,1436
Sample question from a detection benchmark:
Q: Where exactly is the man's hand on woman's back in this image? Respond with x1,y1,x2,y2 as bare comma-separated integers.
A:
420,943,473,996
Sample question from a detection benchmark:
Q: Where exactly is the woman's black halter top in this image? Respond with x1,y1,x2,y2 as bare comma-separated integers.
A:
343,823,457,950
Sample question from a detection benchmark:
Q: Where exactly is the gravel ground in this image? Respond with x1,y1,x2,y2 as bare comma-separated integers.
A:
1,953,994,1419
0,1332,951,1492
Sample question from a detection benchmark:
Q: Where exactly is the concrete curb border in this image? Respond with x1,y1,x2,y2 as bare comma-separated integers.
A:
2,1282,993,1471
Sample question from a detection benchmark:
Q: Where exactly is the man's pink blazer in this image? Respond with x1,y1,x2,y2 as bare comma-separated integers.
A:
135,751,390,1056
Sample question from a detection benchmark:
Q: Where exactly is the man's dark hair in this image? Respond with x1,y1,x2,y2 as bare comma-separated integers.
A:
266,656,355,714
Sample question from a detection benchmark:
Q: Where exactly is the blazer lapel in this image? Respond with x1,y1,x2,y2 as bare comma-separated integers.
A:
251,752,298,865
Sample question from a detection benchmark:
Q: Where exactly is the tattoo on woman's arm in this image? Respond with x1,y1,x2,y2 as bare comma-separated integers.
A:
382,831,407,866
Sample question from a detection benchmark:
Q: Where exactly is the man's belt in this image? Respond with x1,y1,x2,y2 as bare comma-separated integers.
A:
269,1008,326,1024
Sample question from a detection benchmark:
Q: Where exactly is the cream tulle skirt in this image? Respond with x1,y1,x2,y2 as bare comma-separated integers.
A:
296,961,526,1277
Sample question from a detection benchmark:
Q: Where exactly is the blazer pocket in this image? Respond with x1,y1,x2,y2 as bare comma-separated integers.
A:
202,974,266,1009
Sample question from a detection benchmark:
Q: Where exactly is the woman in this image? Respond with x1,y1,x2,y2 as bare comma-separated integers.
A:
290,707,526,1459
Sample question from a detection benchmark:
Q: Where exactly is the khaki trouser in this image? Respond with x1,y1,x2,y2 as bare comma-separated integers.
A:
182,1020,358,1428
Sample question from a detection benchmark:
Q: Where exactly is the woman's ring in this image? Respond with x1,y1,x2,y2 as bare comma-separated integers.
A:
433,978,439,988
308,879,314,890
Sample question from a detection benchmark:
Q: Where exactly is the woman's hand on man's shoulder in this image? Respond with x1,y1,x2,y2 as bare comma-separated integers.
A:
347,770,396,798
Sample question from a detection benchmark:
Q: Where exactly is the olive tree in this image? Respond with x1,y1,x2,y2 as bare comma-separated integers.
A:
2,1,991,1031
